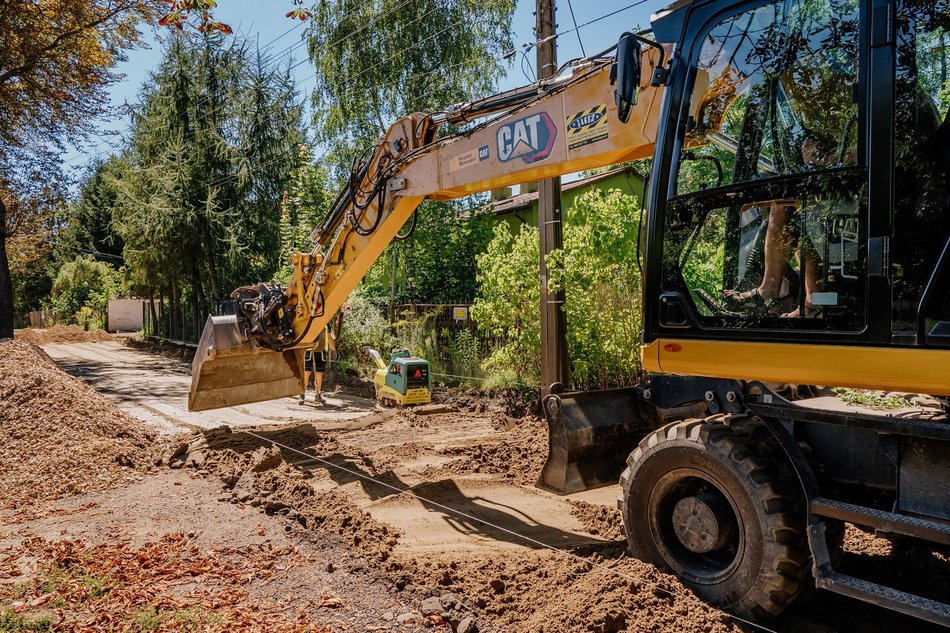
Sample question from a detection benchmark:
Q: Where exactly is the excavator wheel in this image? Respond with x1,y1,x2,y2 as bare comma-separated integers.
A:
618,418,809,620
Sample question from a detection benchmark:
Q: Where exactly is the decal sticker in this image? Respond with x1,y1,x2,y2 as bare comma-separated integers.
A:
449,144,491,173
496,112,558,163
565,104,609,150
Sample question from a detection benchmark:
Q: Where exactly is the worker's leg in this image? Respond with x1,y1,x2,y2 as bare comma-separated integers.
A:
313,371,325,404
757,204,796,299
724,202,795,303
299,370,313,404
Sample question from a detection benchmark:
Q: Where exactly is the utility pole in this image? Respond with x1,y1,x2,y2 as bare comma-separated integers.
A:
536,0,569,396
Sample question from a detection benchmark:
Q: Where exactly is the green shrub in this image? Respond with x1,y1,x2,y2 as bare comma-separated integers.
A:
50,256,122,328
471,222,541,385
336,293,396,375
473,188,643,390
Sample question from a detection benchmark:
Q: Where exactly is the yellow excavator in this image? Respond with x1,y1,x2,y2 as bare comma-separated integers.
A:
190,0,949,624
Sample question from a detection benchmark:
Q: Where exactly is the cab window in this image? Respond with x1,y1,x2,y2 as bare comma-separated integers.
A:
662,0,867,332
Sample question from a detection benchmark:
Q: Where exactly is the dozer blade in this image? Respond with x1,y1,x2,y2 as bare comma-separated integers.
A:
537,387,651,494
188,315,304,412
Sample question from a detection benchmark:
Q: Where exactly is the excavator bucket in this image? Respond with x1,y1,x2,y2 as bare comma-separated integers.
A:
188,315,304,412
537,387,651,494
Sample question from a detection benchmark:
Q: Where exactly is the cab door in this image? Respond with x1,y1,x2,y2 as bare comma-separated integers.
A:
646,0,884,348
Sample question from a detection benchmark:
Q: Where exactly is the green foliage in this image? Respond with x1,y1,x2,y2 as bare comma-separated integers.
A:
360,201,495,304
56,158,128,265
276,152,333,283
336,293,396,373
51,256,122,328
833,388,908,410
108,34,305,308
474,189,644,389
448,329,481,384
0,610,51,632
471,221,541,385
549,189,643,389
307,0,516,176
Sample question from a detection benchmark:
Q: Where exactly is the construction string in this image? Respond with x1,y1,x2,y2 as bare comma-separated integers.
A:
232,426,779,633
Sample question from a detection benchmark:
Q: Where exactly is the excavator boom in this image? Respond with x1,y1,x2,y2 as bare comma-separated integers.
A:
189,36,668,411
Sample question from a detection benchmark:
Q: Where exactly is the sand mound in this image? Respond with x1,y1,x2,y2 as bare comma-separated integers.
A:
15,324,114,345
0,340,164,506
569,500,626,541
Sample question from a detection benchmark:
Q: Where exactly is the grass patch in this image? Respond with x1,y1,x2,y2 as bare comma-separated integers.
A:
130,606,227,632
0,610,51,632
833,388,908,410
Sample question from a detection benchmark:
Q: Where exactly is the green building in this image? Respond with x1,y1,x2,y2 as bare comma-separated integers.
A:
485,165,644,231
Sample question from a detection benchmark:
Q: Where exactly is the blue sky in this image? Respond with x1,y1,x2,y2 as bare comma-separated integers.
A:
61,0,667,179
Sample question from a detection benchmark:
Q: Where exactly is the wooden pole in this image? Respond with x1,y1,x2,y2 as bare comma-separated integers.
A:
536,0,569,395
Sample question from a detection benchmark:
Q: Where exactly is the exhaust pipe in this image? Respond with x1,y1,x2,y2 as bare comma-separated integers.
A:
188,314,304,412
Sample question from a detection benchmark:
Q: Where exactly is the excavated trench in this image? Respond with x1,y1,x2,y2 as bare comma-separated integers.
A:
4,337,948,632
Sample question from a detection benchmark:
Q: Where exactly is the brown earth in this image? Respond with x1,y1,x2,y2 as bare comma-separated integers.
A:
0,340,175,507
4,340,947,633
173,418,743,633
14,325,114,345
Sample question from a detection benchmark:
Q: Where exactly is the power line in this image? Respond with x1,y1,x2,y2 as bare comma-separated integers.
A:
565,0,587,57
64,0,419,172
67,0,640,191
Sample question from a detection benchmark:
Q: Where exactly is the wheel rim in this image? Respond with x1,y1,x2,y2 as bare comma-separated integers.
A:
648,468,744,585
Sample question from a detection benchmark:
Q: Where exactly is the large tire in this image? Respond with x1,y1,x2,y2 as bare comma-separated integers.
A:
619,417,808,620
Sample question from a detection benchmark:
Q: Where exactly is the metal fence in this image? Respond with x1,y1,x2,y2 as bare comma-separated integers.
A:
142,300,205,346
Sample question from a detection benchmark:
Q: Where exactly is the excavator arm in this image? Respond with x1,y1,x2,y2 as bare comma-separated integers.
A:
189,34,669,412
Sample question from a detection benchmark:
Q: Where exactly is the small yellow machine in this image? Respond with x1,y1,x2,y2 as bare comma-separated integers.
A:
366,348,432,406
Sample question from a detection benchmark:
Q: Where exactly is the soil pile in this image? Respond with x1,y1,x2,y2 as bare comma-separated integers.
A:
174,429,400,564
438,387,541,419
436,415,548,485
406,548,739,633
178,423,738,633
569,500,626,541
0,340,166,506
14,325,114,345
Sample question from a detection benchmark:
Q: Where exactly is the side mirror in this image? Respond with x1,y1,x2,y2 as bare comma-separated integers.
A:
613,33,642,124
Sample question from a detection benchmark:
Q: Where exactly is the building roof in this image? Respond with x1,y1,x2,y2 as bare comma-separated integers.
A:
485,165,642,215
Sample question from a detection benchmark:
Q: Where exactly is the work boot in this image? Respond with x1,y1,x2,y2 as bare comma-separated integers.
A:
313,393,325,405
298,394,306,404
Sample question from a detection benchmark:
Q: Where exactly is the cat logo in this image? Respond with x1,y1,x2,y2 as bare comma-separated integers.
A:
496,112,558,163
566,104,609,150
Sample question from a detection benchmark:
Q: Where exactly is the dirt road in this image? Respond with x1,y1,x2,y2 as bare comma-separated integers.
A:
22,340,948,633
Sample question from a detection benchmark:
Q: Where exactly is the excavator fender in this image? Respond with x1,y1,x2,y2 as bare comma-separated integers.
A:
189,315,304,411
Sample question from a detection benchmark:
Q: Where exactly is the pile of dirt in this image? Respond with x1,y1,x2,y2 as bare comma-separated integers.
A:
438,387,541,419
126,337,195,362
0,340,168,506
14,325,114,345
569,500,626,541
435,416,548,485
400,547,738,633
174,430,400,564
171,424,740,633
